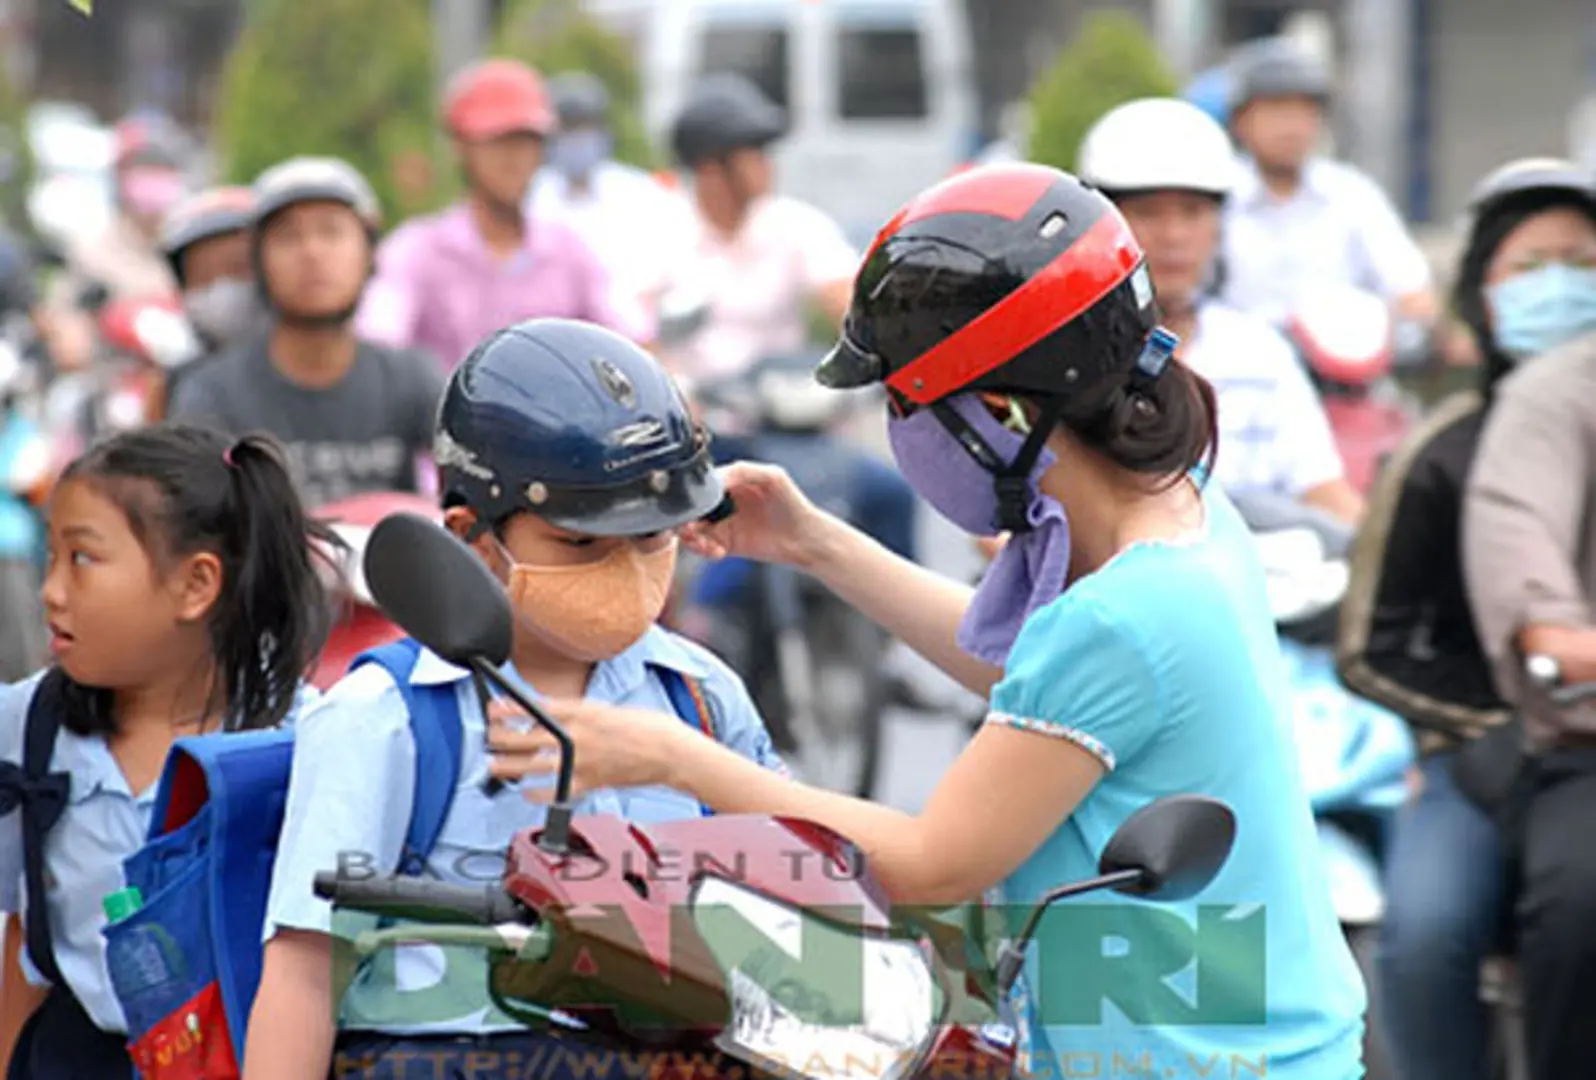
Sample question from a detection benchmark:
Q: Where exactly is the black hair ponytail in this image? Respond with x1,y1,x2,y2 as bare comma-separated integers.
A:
212,433,342,730
56,423,344,736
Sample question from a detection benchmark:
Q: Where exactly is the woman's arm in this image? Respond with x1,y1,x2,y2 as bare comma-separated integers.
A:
502,702,1103,906
677,721,1102,903
242,931,337,1080
0,914,47,1072
801,511,1002,697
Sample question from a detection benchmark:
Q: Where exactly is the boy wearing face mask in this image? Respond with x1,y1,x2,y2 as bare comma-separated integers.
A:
156,185,264,409
243,317,786,1080
160,186,260,348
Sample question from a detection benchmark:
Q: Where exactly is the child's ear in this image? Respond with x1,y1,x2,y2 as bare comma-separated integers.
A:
443,507,503,574
173,551,223,624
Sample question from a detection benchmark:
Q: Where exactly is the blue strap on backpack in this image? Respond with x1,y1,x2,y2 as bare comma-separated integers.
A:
349,641,719,842
352,638,464,875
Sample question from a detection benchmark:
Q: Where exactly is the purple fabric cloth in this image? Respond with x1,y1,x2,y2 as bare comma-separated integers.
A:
958,499,1069,666
353,203,652,370
886,394,1071,665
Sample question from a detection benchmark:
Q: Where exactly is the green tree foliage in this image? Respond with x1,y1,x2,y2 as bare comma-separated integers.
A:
211,0,656,226
212,0,446,223
493,0,657,169
1026,11,1179,174
0,58,35,233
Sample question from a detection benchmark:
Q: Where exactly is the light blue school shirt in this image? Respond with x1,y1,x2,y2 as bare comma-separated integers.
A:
263,625,786,1036
0,673,319,1033
989,486,1365,1080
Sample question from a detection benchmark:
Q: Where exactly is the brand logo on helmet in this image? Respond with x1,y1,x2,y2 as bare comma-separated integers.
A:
433,429,494,480
609,420,667,448
592,357,637,408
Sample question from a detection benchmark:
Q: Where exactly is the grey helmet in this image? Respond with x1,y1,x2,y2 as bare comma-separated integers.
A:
1227,37,1333,115
670,73,786,168
549,71,612,129
251,155,381,233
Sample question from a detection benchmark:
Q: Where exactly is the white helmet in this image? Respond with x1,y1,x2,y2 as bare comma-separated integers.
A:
1077,97,1238,198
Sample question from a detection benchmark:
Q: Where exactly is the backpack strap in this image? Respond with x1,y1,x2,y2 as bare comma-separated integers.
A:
351,640,463,877
0,670,72,986
651,666,715,817
652,666,715,739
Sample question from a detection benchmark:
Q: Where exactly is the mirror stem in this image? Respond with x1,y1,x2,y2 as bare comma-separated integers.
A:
468,657,575,854
994,868,1144,994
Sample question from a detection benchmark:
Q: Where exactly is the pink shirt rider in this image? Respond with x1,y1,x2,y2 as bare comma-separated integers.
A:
354,203,650,369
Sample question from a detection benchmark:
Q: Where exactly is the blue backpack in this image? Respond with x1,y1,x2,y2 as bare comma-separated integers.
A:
102,639,716,1080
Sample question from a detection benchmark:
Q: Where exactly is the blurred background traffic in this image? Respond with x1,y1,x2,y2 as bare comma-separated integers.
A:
6,0,1595,271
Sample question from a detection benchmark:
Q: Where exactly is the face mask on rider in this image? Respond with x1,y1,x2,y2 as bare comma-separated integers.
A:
1486,262,1596,359
183,278,257,346
886,394,1071,666
549,130,612,181
495,533,679,662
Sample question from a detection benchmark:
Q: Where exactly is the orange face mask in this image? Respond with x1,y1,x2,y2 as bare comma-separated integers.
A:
502,538,678,662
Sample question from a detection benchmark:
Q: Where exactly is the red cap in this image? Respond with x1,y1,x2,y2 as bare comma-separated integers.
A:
443,59,557,140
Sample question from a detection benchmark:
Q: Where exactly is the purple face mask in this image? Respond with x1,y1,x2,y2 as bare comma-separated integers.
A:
886,394,1071,665
886,395,1053,537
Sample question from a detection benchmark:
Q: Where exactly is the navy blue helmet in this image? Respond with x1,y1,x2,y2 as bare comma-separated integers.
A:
435,318,723,535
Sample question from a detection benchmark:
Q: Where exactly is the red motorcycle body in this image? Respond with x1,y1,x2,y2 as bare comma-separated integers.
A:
312,492,442,689
498,814,1015,1079
1322,394,1415,493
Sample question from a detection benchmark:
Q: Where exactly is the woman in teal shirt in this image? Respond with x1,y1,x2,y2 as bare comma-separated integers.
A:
489,163,1366,1078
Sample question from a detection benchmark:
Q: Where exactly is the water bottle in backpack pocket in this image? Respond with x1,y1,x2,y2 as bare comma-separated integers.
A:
102,872,237,1079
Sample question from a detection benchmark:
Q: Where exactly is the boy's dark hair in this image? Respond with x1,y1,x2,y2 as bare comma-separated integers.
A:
56,424,342,736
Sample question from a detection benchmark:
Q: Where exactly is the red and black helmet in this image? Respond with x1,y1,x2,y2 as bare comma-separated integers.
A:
818,162,1174,533
817,161,1161,411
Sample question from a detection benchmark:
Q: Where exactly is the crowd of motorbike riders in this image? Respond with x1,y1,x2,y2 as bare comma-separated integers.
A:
0,27,1589,1080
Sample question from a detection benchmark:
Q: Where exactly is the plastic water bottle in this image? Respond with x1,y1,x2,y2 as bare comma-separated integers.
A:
103,888,187,1034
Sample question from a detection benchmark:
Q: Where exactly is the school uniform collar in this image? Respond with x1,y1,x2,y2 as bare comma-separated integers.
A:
407,626,713,698
56,729,156,806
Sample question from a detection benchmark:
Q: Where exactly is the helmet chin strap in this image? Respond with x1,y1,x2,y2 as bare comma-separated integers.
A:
929,396,1065,534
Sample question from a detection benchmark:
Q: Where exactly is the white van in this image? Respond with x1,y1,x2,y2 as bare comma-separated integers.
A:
587,0,978,244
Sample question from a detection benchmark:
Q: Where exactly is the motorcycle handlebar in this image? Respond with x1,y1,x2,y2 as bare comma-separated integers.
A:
312,872,526,926
1549,683,1596,708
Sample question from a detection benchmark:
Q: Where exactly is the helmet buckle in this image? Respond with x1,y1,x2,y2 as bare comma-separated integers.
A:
995,475,1033,534
1134,328,1179,380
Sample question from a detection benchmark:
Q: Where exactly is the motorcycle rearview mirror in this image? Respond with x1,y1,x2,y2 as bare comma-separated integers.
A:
363,512,577,854
993,795,1236,994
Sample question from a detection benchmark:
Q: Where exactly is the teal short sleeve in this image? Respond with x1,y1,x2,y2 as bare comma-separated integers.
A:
987,594,1163,772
